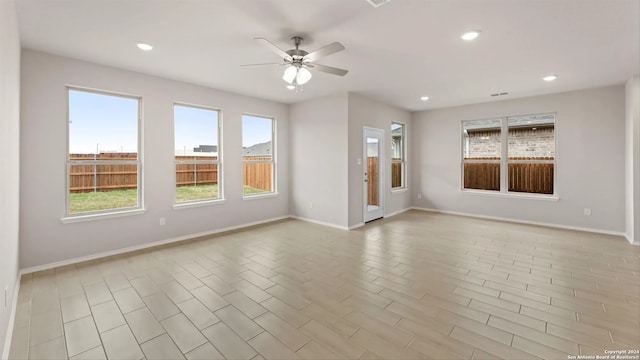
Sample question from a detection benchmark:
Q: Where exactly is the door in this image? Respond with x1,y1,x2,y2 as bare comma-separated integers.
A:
363,127,384,223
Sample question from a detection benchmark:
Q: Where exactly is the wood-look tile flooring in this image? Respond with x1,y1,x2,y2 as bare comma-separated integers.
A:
8,210,640,359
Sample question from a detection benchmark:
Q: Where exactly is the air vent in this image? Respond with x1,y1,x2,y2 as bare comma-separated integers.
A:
365,0,391,8
490,92,510,97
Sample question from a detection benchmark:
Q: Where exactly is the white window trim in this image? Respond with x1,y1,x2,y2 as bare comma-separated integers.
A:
173,199,226,210
173,103,223,205
61,208,146,224
242,192,279,201
391,188,408,194
242,113,276,198
460,113,557,198
64,86,143,221
461,189,559,201
391,121,407,190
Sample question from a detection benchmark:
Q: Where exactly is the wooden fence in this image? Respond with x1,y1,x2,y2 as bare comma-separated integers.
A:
69,153,138,193
463,162,500,191
175,156,218,187
391,160,402,188
243,157,272,192
367,157,379,206
69,153,271,193
463,157,554,194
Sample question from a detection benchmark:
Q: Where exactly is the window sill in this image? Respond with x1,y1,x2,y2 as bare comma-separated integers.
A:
243,192,278,200
61,208,146,224
173,199,226,210
391,188,408,194
460,189,559,201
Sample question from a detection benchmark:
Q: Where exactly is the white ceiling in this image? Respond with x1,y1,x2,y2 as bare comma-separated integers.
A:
15,0,640,111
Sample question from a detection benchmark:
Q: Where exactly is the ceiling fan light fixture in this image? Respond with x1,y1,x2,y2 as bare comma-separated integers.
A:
296,67,312,85
282,65,297,84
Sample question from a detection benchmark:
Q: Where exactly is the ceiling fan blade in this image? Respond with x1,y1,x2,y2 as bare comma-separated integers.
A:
254,37,292,61
308,63,349,76
240,62,282,67
303,42,345,62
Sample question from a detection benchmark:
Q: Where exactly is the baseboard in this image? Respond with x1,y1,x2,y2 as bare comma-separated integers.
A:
386,207,411,218
411,207,628,238
289,216,350,231
626,233,640,246
20,215,291,275
349,222,365,230
2,274,21,360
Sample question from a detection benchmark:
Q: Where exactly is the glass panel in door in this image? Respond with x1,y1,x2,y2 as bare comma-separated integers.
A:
367,137,379,209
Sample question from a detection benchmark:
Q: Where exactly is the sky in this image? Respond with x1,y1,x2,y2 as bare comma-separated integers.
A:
68,90,273,154
69,90,138,154
174,105,218,153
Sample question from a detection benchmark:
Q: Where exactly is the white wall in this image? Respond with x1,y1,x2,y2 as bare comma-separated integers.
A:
626,76,640,244
412,86,626,233
0,0,21,355
20,50,289,268
347,93,412,227
289,94,349,228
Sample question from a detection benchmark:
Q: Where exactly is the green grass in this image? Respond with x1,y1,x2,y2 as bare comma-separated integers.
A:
243,185,271,195
176,184,219,203
69,189,138,213
70,184,271,213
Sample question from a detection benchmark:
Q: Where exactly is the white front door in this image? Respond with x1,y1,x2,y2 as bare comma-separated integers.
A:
363,127,384,223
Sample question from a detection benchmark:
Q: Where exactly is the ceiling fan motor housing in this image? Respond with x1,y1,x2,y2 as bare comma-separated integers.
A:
286,49,308,59
287,36,308,61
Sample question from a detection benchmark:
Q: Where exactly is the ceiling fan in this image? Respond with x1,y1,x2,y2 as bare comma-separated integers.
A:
243,36,348,88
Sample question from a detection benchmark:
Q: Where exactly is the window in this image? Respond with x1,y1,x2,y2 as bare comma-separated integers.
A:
67,88,141,215
391,122,406,189
242,114,274,196
174,104,221,203
462,119,502,191
462,114,556,196
507,114,555,194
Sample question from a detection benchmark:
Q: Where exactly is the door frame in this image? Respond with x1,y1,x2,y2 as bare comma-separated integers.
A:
363,126,385,223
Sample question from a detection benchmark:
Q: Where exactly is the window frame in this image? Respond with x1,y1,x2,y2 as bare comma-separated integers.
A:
460,113,558,199
173,102,223,206
461,118,503,192
391,121,407,190
64,86,143,220
242,113,276,198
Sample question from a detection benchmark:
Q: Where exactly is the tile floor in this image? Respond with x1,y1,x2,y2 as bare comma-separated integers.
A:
8,210,640,359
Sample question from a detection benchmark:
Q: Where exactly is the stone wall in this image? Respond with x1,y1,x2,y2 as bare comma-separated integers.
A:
508,126,554,158
465,126,555,158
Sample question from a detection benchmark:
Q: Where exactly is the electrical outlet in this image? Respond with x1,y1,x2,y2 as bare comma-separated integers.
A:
159,217,166,226
584,208,592,216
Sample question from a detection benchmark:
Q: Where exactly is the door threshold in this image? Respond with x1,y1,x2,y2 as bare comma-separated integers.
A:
365,217,383,224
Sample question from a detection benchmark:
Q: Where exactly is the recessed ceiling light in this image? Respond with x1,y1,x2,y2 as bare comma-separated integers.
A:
136,43,153,51
461,31,480,41
543,75,557,82
420,96,429,101
286,85,295,90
